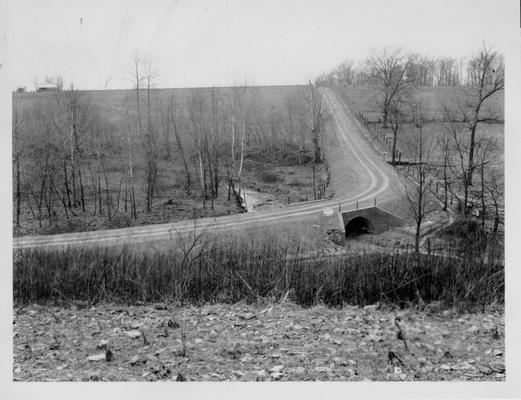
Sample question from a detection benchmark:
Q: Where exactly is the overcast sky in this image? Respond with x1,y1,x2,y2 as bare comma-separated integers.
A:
2,0,515,90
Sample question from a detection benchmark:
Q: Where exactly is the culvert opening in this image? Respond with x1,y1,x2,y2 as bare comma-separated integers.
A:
345,216,374,237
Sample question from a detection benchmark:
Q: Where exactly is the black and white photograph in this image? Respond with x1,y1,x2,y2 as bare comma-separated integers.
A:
2,0,520,398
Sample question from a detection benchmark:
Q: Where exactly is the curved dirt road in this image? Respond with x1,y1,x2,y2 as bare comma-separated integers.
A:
13,88,402,249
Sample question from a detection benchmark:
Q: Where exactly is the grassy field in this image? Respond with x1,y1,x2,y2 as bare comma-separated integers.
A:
336,85,504,121
335,85,504,164
13,85,332,236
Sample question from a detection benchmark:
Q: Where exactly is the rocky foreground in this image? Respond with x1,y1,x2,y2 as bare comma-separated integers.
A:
13,302,504,381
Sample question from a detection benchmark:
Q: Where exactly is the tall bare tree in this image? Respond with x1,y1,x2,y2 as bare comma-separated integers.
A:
309,82,324,164
450,45,504,209
368,47,413,127
12,96,25,227
403,105,439,253
57,84,91,212
142,58,159,212
387,90,412,165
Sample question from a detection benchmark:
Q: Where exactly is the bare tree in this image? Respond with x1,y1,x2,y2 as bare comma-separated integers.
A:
57,84,91,212
403,105,439,253
455,45,504,208
165,93,192,194
309,82,324,164
187,89,222,210
437,129,452,211
387,90,412,165
367,47,413,127
474,137,503,231
334,59,356,86
224,83,258,206
12,96,25,227
142,58,159,213
484,165,503,233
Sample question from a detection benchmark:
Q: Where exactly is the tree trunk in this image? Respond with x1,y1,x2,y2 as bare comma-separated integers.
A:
78,165,85,212
15,156,21,227
467,123,477,187
442,158,448,211
173,121,191,195
391,127,398,165
480,162,486,230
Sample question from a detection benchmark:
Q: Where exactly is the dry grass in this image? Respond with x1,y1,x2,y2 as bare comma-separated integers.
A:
14,235,503,309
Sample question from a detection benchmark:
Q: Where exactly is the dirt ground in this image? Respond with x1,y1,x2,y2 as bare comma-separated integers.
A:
13,302,504,382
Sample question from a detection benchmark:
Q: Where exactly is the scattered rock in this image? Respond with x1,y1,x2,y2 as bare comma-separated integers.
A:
256,370,271,382
270,371,284,380
489,361,505,373
97,339,109,350
125,330,142,339
452,361,475,371
314,366,331,374
239,312,257,321
175,372,186,381
322,333,332,342
167,319,180,329
87,353,106,362
294,366,306,375
393,366,407,380
145,354,158,363
468,325,480,333
129,355,141,365
241,371,258,381
333,357,348,366
269,365,284,373
327,228,344,245
367,329,383,342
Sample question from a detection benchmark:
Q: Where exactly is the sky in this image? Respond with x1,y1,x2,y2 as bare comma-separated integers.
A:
2,0,515,90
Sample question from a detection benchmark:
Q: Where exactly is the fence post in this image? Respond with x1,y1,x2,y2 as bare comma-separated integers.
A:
374,198,376,207
338,203,341,213
356,200,358,210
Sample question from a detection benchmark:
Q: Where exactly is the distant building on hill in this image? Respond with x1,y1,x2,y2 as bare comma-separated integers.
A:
36,83,59,92
16,87,26,93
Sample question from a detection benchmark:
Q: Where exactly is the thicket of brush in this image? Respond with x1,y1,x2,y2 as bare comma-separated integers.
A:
13,240,503,309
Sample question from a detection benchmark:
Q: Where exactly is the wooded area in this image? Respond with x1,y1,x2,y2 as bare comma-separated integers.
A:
13,68,327,235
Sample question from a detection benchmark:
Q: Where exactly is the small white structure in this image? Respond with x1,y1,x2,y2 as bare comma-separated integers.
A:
37,83,58,92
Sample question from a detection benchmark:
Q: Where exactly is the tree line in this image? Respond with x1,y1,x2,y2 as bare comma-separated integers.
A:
315,47,503,88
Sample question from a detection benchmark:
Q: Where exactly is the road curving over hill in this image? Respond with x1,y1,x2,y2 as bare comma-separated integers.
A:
13,88,403,250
